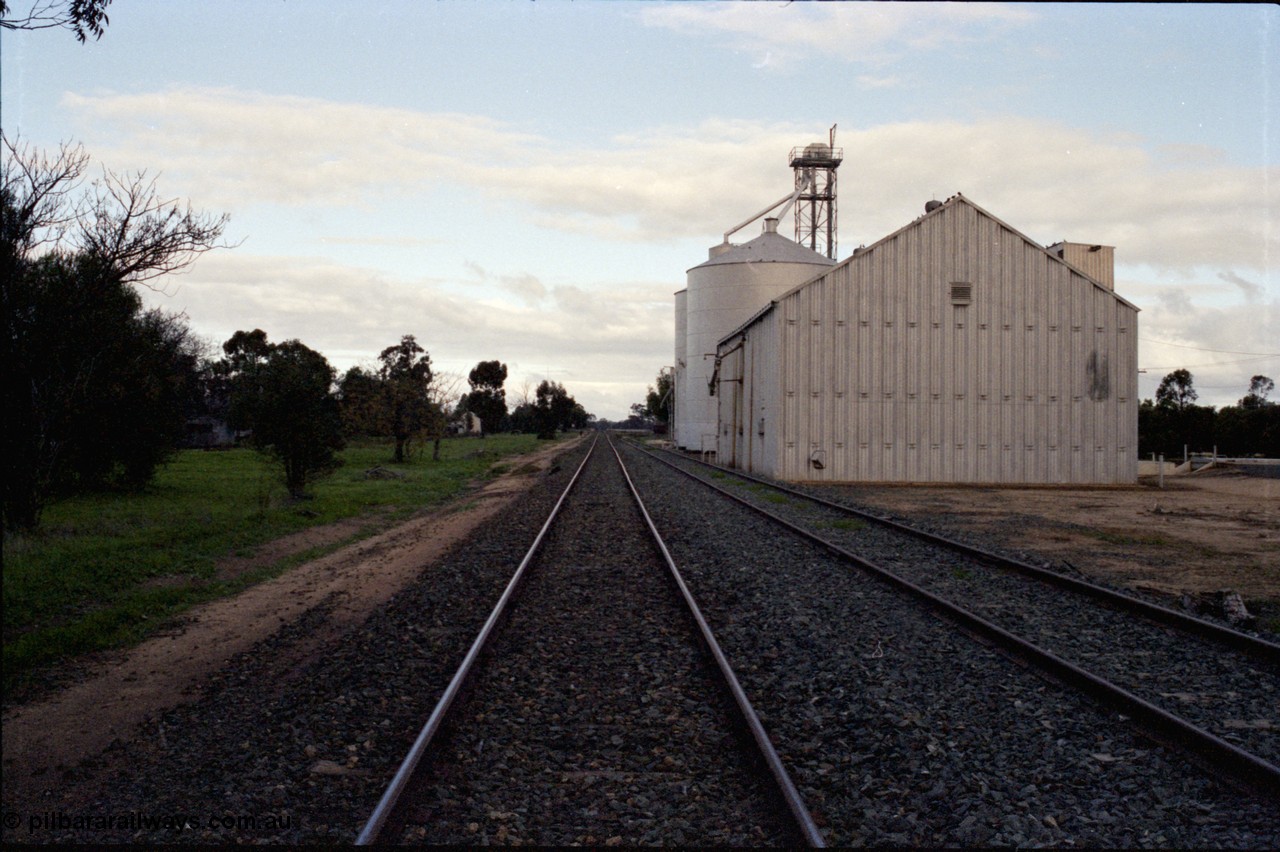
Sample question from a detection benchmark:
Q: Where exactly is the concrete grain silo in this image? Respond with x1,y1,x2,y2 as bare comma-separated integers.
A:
674,217,834,451
672,289,687,439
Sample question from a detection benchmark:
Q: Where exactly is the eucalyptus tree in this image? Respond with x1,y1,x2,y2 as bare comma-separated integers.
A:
1155,368,1198,411
464,359,509,435
223,331,344,498
0,0,113,42
377,335,436,463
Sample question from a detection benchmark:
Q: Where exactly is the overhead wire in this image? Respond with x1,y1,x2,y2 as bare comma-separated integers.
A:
1139,337,1279,357
1139,354,1279,371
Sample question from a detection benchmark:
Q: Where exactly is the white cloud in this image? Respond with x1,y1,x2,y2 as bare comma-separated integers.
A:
62,88,1276,273
1218,270,1263,301
1157,143,1228,167
141,251,672,420
497,272,549,306
637,2,1036,68
62,88,543,207
1137,336,1280,409
856,74,905,90
319,235,448,248
1123,270,1279,407
838,120,1277,273
70,87,1276,414
62,88,801,243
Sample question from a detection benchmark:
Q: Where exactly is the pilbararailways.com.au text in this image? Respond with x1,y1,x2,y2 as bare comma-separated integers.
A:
6,810,292,835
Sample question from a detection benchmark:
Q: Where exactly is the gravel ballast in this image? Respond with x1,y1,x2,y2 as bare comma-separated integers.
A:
9,434,1279,847
619,440,1280,848
643,447,1280,767
394,437,798,845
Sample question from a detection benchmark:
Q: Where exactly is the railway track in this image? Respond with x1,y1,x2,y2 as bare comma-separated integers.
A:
355,434,1279,847
615,439,1280,846
632,443,1280,780
39,433,1276,846
357,435,823,846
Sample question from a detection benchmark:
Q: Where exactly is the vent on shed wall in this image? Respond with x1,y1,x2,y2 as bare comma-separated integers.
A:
950,282,973,304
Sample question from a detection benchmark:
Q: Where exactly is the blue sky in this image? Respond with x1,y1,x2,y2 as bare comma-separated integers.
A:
3,1,1277,418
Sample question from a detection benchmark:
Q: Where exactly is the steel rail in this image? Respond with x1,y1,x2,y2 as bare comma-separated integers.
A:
642,445,1280,664
355,435,599,845
607,434,827,848
630,443,1280,799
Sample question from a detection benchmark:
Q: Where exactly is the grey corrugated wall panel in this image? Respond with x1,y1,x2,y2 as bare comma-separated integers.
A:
755,197,1138,484
758,311,782,475
716,310,784,475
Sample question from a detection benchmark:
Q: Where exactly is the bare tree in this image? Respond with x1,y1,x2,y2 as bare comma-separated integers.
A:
80,168,232,287
430,370,466,415
1,136,90,256
427,370,466,461
2,133,233,290
514,378,535,407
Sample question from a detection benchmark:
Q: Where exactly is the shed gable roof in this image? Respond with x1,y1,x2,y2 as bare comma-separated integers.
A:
720,193,1138,347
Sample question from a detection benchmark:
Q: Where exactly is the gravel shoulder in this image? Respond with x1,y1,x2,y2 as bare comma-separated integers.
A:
1,435,586,822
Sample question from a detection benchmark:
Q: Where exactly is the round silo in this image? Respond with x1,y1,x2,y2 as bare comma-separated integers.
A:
673,288,687,446
678,218,835,451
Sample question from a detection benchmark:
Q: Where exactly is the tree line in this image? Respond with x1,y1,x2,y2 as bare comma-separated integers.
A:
2,136,590,531
185,332,590,508
607,370,673,431
1139,370,1278,460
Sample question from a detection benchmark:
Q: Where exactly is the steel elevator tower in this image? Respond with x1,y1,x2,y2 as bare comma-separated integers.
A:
788,125,843,260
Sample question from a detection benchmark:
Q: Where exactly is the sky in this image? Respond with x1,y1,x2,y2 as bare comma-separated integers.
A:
2,1,1277,420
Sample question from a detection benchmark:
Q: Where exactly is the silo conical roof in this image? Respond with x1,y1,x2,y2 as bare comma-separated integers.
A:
690,230,836,272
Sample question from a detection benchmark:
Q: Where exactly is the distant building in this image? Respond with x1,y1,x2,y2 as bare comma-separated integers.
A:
449,411,483,436
679,193,1138,484
183,416,242,449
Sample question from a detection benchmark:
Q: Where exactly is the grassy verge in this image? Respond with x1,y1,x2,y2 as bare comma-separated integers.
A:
2,434,552,694
822,518,866,532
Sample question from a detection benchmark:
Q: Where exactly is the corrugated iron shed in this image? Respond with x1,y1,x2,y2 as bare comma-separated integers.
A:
715,195,1139,485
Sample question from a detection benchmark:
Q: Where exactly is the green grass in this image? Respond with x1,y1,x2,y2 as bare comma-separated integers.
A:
822,518,867,533
2,434,548,694
738,482,794,506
